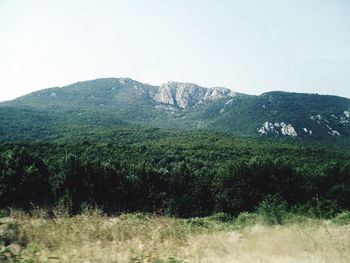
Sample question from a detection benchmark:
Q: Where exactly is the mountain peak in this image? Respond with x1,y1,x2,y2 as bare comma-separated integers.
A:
154,81,237,108
162,81,198,87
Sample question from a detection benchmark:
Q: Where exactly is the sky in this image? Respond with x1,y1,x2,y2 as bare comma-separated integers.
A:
0,0,350,102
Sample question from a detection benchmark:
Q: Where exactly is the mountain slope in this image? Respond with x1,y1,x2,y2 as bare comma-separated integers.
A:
201,91,350,140
1,78,350,142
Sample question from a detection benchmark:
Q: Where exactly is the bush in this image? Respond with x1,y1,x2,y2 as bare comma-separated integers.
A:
256,195,287,225
0,223,23,247
235,212,261,227
0,246,35,263
0,209,9,218
333,211,350,225
209,212,235,223
293,198,340,219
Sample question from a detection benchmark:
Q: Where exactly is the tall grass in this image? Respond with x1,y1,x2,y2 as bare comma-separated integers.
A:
1,209,350,263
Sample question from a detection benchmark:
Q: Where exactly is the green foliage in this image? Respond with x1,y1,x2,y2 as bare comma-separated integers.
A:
1,78,350,143
293,198,341,219
0,209,9,218
0,246,35,263
0,147,51,209
333,211,350,225
0,126,349,217
0,222,32,263
235,212,261,227
1,223,18,247
209,212,235,223
212,158,303,215
0,222,27,247
256,195,288,225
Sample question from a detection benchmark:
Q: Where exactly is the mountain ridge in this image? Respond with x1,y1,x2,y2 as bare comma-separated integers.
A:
1,77,350,143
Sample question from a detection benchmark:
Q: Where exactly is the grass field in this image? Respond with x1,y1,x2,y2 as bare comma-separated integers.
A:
1,210,350,263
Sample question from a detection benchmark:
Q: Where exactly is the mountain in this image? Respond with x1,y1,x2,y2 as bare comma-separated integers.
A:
1,77,350,142
152,81,238,108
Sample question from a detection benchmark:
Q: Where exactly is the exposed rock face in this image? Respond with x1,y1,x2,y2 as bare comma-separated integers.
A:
281,123,298,137
153,81,237,108
258,121,298,137
344,110,350,118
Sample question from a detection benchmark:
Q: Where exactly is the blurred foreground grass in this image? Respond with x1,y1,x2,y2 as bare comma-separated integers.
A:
1,209,350,263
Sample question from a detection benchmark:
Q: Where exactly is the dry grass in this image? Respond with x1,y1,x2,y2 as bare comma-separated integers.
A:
1,210,350,263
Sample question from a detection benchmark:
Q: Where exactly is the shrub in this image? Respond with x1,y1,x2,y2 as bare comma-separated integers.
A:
209,212,235,223
256,195,287,225
333,211,350,225
293,198,340,219
0,223,23,247
235,212,260,227
0,209,9,218
0,246,35,263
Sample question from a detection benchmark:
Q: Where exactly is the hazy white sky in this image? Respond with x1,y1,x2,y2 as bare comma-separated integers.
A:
1,0,350,101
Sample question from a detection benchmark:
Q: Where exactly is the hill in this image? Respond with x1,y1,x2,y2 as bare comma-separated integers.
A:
1,77,350,142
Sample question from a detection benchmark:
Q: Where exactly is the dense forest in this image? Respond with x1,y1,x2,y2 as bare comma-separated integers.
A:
1,127,349,218
1,79,350,220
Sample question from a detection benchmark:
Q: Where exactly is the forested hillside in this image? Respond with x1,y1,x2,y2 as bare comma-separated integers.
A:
1,78,350,219
1,128,349,218
1,78,350,142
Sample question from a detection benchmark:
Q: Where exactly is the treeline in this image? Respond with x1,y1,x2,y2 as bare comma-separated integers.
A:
1,138,349,218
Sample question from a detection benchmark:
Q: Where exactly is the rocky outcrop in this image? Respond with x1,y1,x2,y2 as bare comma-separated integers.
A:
152,81,237,108
258,122,298,137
